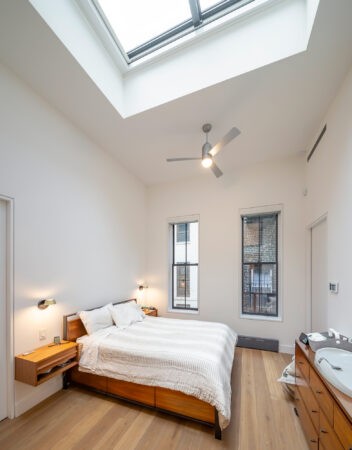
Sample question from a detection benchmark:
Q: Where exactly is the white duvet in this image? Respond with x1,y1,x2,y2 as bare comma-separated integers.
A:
77,316,237,429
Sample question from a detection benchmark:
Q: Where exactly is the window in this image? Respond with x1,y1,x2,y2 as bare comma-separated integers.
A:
176,223,190,243
94,0,254,63
170,221,199,311
176,266,190,297
241,213,278,317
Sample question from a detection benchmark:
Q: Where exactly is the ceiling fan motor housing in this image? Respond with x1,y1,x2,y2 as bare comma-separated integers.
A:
202,142,212,158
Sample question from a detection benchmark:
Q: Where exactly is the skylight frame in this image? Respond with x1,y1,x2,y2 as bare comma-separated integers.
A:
92,0,255,64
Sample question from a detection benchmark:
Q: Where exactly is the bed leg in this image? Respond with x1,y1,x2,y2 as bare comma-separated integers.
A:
214,410,222,440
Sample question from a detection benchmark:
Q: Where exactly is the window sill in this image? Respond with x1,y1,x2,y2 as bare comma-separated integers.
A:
240,313,282,322
168,308,199,315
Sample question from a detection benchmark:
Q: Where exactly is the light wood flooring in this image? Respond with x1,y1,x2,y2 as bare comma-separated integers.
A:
0,348,308,450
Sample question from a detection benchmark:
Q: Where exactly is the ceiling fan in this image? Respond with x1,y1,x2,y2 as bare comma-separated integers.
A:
166,123,241,178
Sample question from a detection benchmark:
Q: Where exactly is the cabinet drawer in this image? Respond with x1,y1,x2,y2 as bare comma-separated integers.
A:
36,348,77,374
155,387,215,424
296,344,310,382
295,387,319,449
310,368,334,425
297,384,320,431
320,409,343,450
334,404,352,449
107,378,155,406
70,367,107,391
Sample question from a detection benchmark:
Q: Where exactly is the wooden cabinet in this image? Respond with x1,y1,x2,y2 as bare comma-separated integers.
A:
334,404,352,450
15,341,78,386
142,308,158,317
295,340,352,450
296,344,310,382
310,367,334,424
295,387,319,449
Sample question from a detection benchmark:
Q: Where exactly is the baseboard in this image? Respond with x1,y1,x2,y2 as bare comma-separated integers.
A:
279,344,295,355
15,376,62,417
237,335,279,352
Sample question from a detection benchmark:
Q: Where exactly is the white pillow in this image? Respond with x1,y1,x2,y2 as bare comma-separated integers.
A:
131,302,146,319
108,302,144,329
79,303,113,335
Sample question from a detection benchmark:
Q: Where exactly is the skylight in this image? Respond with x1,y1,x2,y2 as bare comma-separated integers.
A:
94,0,254,63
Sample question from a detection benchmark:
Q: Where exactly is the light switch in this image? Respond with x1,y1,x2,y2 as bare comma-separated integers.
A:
39,329,47,340
329,282,339,294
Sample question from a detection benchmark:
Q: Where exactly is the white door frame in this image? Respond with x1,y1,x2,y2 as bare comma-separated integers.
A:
305,212,328,333
0,194,15,420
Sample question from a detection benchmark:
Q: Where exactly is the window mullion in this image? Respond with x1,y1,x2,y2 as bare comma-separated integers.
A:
188,0,202,27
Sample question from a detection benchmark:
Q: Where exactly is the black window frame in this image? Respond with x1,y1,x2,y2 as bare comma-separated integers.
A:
241,213,279,317
172,221,198,311
94,0,254,64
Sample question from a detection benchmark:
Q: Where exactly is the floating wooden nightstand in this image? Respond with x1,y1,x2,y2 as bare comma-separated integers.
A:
15,341,78,386
142,308,158,317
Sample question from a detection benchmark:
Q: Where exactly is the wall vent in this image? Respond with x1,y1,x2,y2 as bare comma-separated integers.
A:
307,124,327,162
237,335,279,352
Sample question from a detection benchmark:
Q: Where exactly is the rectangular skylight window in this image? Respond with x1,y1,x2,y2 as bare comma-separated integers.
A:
98,0,191,53
199,0,224,10
93,0,254,63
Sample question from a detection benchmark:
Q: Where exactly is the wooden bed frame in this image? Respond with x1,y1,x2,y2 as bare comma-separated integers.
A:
63,299,222,439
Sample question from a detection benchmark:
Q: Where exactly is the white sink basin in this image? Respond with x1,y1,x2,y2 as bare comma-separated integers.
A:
315,347,352,398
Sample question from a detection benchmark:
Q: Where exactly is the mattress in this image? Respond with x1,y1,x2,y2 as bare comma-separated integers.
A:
77,316,237,429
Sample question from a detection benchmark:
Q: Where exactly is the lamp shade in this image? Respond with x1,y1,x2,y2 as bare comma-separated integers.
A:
138,285,148,291
38,298,56,309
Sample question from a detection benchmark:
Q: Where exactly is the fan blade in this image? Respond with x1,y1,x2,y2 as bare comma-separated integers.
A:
166,157,201,162
211,162,223,178
209,127,240,156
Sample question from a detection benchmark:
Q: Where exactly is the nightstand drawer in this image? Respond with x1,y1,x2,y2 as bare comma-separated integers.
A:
142,308,158,317
36,348,77,374
310,368,334,425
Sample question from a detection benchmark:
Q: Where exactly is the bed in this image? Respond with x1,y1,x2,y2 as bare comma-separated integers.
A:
63,299,237,439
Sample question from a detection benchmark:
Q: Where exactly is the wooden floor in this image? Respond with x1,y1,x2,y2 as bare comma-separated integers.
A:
0,348,308,450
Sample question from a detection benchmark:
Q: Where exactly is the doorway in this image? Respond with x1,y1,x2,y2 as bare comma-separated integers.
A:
311,217,328,332
0,199,7,420
0,196,14,421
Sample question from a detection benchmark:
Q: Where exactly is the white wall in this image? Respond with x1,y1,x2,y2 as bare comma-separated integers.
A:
306,66,352,337
146,155,306,353
0,63,146,416
124,0,316,117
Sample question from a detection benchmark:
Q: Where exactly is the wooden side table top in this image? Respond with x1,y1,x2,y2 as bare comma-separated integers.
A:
16,340,77,363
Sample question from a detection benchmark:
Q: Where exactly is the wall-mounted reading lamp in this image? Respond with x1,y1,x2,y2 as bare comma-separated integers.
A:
37,298,56,310
138,285,148,291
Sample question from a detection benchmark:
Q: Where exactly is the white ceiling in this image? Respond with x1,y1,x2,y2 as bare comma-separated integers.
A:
0,0,351,185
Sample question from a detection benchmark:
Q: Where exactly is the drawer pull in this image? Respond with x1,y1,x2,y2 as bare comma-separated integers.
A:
311,409,318,413
310,439,317,443
320,429,327,434
315,390,322,394
298,361,304,365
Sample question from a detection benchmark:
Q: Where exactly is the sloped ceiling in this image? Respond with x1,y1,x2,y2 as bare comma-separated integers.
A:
0,0,351,185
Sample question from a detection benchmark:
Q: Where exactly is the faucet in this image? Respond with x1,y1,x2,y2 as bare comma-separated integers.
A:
318,356,342,371
329,328,340,340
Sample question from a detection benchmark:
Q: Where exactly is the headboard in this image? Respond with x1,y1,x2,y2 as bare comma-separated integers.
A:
63,298,137,341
